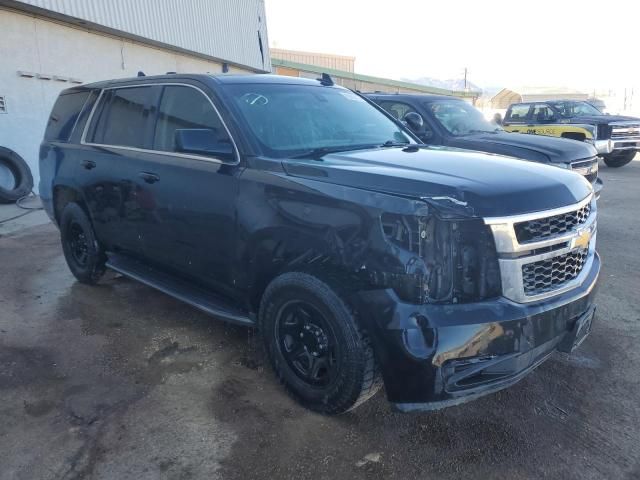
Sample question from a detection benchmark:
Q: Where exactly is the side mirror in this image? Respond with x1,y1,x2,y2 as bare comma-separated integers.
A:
403,112,424,132
492,113,503,126
174,129,235,161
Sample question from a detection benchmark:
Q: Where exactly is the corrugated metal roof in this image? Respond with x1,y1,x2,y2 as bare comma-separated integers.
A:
5,0,271,72
272,59,474,98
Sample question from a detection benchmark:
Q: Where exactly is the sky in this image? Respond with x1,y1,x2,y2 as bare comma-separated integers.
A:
265,0,640,92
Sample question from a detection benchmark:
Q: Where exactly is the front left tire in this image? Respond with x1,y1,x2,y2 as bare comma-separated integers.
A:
60,202,106,284
603,150,636,168
259,272,382,414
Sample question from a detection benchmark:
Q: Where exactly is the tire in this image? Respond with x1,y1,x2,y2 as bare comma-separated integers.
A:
0,147,34,204
259,272,382,414
60,203,106,284
603,150,636,168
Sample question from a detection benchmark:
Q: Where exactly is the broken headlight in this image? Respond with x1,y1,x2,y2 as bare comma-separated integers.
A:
378,213,501,304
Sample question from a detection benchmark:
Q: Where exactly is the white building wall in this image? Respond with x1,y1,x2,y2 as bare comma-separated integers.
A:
0,9,254,184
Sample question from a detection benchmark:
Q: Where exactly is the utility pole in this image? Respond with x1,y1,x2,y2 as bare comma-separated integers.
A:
464,67,468,91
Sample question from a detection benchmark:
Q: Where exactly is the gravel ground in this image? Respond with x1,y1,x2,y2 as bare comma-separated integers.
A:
1,158,639,480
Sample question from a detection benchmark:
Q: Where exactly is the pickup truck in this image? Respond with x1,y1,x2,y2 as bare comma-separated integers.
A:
365,93,602,195
502,99,639,168
40,74,600,413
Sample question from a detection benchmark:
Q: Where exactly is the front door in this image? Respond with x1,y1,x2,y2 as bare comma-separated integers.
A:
134,83,241,299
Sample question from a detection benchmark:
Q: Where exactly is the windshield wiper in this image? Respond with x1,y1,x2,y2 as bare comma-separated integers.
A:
467,129,498,134
290,145,374,160
380,140,411,147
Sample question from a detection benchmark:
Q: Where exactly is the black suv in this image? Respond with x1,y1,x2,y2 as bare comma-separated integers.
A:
366,93,602,195
502,99,640,168
40,74,600,414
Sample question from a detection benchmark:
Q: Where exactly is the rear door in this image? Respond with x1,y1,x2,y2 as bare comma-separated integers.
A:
134,83,242,298
80,85,159,256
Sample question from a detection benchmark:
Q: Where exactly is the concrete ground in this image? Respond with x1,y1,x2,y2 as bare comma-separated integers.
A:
1,159,639,480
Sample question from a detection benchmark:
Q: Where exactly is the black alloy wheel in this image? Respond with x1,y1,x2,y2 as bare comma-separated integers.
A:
68,222,90,267
276,301,340,387
259,272,382,414
60,202,106,284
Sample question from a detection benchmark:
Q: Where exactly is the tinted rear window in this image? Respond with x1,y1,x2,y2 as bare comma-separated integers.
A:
44,90,91,142
87,87,156,148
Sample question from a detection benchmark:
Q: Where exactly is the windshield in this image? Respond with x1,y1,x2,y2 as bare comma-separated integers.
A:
224,83,412,158
429,100,501,136
548,101,602,118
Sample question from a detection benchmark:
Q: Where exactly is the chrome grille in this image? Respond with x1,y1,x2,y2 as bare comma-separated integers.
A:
522,248,589,296
611,123,640,139
514,203,591,244
484,194,596,303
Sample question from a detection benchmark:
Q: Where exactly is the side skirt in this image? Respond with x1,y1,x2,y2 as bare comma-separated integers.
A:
106,252,255,327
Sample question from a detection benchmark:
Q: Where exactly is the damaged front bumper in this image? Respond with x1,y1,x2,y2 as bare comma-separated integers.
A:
351,251,600,412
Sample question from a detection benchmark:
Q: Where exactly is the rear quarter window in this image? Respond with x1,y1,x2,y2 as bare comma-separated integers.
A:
44,90,92,142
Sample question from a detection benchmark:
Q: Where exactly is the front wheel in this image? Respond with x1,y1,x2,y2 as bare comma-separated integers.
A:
259,272,381,414
603,150,636,168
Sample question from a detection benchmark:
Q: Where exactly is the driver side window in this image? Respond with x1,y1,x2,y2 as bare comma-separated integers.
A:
532,104,555,123
379,101,433,139
153,85,231,155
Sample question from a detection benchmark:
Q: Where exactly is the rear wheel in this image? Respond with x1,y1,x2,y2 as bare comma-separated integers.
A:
603,150,636,168
60,203,106,284
259,272,381,414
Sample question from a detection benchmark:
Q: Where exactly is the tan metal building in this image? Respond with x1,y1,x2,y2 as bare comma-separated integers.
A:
491,87,589,109
271,58,475,99
271,48,355,73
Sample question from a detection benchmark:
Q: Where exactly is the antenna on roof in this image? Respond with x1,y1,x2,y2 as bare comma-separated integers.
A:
317,73,334,86
137,71,146,77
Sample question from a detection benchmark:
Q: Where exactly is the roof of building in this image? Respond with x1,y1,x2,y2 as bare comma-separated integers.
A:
271,58,476,98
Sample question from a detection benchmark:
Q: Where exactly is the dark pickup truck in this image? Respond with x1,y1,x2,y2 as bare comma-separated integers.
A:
366,93,602,195
502,99,639,168
40,74,599,414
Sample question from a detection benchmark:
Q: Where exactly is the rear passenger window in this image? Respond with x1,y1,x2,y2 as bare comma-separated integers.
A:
87,87,156,148
45,90,91,141
507,104,530,122
153,85,231,155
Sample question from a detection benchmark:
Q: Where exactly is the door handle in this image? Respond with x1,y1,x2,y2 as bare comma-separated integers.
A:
139,172,160,184
81,160,96,170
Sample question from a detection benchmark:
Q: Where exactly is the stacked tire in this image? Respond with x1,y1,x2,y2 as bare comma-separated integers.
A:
0,147,33,203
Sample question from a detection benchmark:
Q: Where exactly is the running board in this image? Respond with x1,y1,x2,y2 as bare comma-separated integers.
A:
106,253,254,327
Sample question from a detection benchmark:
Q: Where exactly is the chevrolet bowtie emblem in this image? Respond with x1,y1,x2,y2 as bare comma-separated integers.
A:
572,229,592,249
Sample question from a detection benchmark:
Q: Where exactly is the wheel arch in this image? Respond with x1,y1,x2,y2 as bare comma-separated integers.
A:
561,132,587,142
53,184,90,225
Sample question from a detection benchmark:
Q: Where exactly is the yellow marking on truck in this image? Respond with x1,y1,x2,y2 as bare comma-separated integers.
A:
504,124,594,140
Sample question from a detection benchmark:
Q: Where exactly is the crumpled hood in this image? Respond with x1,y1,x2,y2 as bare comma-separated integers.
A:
282,147,592,218
568,114,640,124
450,131,596,164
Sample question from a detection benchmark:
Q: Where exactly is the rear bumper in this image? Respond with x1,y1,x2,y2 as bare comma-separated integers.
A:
352,252,600,411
